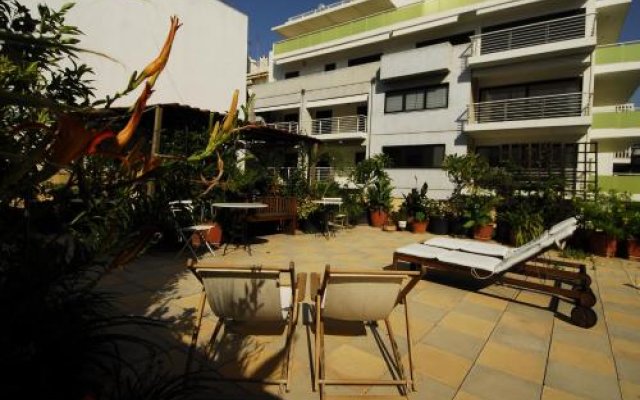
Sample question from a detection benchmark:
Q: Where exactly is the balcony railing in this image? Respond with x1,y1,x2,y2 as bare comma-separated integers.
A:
275,0,488,55
470,93,589,124
264,121,301,134
310,115,367,135
471,14,593,57
267,167,354,183
287,0,354,23
592,108,640,129
595,40,640,65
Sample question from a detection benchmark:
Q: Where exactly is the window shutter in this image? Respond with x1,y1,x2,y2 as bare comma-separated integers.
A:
385,93,404,112
426,86,448,109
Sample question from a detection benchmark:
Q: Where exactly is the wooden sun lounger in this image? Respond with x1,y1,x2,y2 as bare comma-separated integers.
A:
393,218,597,328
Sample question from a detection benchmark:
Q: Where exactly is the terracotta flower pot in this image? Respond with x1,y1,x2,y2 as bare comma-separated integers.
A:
369,210,388,228
412,220,428,234
627,238,640,261
589,231,617,258
473,224,494,241
191,222,222,247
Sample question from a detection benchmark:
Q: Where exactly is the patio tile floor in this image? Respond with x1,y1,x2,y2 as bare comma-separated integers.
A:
99,225,640,399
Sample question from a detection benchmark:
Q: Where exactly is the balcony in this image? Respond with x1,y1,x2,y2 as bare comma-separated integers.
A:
594,42,640,105
469,14,596,68
274,0,395,38
591,106,640,139
268,166,354,184
274,0,489,56
264,121,301,134
309,115,367,140
466,93,592,133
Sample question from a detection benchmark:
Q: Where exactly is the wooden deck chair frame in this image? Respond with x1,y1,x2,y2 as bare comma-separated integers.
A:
310,265,421,399
393,252,596,328
185,259,307,392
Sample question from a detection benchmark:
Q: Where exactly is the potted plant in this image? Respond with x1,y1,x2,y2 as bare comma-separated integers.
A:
428,200,449,235
367,177,393,227
500,202,544,246
579,190,627,257
384,212,398,232
625,210,640,261
463,195,496,241
350,155,393,228
396,207,408,230
412,211,429,233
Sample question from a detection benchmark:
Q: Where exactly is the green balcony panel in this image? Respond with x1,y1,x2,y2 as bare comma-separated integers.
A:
595,42,640,65
274,0,486,55
592,111,640,129
599,175,640,194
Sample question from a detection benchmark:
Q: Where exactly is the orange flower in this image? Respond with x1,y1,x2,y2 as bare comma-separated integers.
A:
86,130,115,155
132,16,182,89
116,83,153,149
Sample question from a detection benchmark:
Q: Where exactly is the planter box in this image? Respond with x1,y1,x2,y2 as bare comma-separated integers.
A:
589,231,617,258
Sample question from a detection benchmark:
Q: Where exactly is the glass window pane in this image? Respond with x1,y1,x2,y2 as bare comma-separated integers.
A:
385,93,404,112
405,90,425,111
426,86,448,109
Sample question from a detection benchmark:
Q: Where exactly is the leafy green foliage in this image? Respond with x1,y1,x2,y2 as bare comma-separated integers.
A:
576,190,629,239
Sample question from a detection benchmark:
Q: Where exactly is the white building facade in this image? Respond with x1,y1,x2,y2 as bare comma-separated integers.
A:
252,0,640,199
26,0,248,112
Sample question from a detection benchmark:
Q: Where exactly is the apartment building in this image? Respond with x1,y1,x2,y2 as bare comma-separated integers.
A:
252,0,639,199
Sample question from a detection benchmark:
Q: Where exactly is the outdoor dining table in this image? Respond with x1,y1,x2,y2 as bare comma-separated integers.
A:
211,202,267,255
312,198,343,239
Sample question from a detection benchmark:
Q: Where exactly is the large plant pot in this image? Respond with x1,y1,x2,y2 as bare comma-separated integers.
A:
369,210,388,228
191,222,223,247
627,238,640,261
412,220,429,234
429,216,449,235
473,224,494,241
589,231,617,257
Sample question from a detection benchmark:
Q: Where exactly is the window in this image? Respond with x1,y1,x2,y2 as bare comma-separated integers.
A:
324,63,336,71
284,71,299,79
383,145,445,168
384,84,449,113
480,79,582,101
347,53,381,67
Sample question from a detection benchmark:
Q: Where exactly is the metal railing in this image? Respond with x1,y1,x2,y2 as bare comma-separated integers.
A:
265,121,301,134
615,146,636,160
267,166,354,184
471,14,593,56
310,115,367,135
313,167,354,182
287,0,354,22
470,93,590,123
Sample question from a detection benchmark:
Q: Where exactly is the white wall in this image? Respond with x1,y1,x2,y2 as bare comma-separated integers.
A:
25,0,247,112
370,43,472,199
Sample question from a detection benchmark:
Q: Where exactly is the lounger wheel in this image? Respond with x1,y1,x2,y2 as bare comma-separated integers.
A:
570,306,597,328
578,289,597,308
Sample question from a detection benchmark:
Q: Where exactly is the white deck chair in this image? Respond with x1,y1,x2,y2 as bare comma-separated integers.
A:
393,218,597,328
185,260,306,392
169,200,216,259
310,265,421,399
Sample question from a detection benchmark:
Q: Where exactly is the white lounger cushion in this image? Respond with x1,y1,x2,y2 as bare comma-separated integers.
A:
436,250,503,272
549,217,578,235
425,237,512,258
396,244,502,272
395,243,451,259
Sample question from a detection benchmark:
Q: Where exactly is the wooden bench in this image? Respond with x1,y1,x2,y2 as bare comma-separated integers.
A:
246,196,297,234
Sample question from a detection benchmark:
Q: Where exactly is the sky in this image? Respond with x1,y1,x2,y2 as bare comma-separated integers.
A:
225,0,640,101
